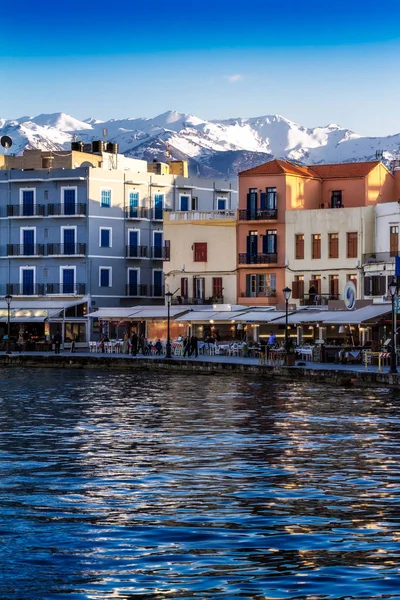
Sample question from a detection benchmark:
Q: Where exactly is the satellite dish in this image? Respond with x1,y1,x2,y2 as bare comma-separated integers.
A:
0,136,12,149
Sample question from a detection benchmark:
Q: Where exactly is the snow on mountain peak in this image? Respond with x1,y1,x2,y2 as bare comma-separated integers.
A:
30,112,93,132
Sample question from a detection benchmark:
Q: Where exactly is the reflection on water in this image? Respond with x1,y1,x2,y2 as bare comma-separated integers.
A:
1,370,400,599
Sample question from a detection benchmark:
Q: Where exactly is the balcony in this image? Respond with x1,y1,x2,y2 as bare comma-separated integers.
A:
126,245,149,258
167,210,237,221
7,244,45,257
47,243,86,256
7,205,45,217
47,203,87,217
125,284,148,297
238,209,277,221
5,283,86,296
125,207,150,220
44,283,86,295
172,296,225,305
238,252,278,265
149,285,165,297
151,246,170,260
363,252,400,264
299,293,340,306
150,209,163,221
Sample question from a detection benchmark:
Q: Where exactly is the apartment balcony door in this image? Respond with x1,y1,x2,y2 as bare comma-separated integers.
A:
129,193,139,218
246,190,257,219
153,271,163,297
63,228,75,255
63,268,75,294
22,269,34,295
22,190,34,216
64,189,76,216
246,232,258,262
23,229,34,256
154,194,163,220
212,277,223,299
153,232,163,259
129,231,138,256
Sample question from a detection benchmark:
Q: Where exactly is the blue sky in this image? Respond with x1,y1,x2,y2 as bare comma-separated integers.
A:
1,0,400,135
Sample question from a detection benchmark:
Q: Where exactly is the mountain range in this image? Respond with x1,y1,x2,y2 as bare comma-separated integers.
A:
0,110,399,178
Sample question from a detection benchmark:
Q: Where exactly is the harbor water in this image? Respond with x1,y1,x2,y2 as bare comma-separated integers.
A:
0,369,400,599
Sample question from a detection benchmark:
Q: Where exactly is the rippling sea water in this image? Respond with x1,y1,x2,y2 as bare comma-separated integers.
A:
1,369,400,599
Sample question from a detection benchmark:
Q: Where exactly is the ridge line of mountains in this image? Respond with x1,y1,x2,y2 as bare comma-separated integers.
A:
0,110,398,178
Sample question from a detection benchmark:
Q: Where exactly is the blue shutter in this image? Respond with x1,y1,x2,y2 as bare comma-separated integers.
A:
153,271,162,296
22,269,34,295
100,269,109,287
101,190,111,207
129,192,139,217
153,232,163,259
129,231,138,257
217,198,226,211
63,268,75,294
23,229,34,255
64,189,76,215
22,191,34,216
129,270,138,295
180,196,189,211
101,229,110,247
63,228,75,254
260,193,267,210
154,194,163,219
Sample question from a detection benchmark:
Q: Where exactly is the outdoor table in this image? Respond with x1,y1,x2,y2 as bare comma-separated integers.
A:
295,347,314,361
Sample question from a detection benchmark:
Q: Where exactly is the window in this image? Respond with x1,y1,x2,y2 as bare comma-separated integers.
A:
191,197,198,210
347,232,358,259
63,187,77,215
310,275,321,295
164,239,170,261
129,192,139,217
99,267,112,287
193,277,205,300
154,194,163,219
328,233,339,259
21,227,35,255
62,227,76,254
246,188,258,215
153,231,163,259
20,189,35,216
180,195,190,211
295,234,304,259
128,269,139,295
260,187,277,210
329,274,339,299
347,274,357,291
263,230,277,255
194,242,207,262
20,267,35,295
246,273,276,297
99,228,112,248
101,189,111,208
153,270,163,296
364,275,386,296
180,277,188,299
217,198,226,211
60,266,76,294
390,226,398,257
312,234,321,259
292,275,304,300
212,277,223,299
331,190,342,208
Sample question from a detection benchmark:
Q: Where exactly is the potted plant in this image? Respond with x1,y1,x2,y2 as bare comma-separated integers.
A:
285,337,296,366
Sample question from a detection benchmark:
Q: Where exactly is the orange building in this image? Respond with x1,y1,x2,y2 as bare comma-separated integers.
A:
237,159,396,306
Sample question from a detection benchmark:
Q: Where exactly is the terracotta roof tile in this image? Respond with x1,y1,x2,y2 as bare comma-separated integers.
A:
309,161,380,179
239,159,317,178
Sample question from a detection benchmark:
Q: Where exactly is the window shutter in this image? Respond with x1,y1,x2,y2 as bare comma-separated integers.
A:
260,193,266,210
164,240,170,261
245,275,251,297
181,277,188,298
364,277,371,296
193,278,197,298
292,281,299,299
379,276,386,296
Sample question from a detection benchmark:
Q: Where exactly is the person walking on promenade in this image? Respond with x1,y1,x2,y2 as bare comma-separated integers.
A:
54,330,62,354
17,332,25,354
190,334,198,358
155,339,163,355
131,331,138,356
138,333,145,355
266,330,276,361
183,336,191,357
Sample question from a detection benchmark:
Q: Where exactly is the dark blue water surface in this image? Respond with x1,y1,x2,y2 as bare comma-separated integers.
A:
1,370,400,599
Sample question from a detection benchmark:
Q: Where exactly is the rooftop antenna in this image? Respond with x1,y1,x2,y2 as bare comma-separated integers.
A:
376,150,383,160
103,128,107,139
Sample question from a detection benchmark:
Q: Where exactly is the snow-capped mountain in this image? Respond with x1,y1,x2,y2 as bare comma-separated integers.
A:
0,110,399,178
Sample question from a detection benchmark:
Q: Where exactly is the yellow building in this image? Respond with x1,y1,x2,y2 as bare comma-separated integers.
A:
285,206,375,305
163,209,237,305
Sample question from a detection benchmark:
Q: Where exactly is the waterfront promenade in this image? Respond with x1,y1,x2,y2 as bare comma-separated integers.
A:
1,348,399,387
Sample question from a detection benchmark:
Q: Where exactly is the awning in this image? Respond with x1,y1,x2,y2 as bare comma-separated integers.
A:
322,304,392,324
89,308,143,320
270,311,329,325
89,306,190,320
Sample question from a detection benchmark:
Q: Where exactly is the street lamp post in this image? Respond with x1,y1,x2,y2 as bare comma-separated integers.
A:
165,290,173,359
4,294,12,355
388,277,397,374
282,287,292,344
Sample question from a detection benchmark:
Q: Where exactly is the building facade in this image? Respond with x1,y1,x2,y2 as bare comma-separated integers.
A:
163,209,237,305
0,148,237,310
237,159,397,306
